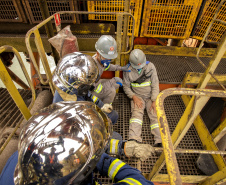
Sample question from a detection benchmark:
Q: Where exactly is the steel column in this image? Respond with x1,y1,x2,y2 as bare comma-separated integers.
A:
34,29,55,94
115,14,123,78
37,0,60,64
121,0,130,66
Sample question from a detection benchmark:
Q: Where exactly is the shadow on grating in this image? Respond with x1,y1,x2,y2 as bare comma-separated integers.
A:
95,93,204,183
146,55,226,83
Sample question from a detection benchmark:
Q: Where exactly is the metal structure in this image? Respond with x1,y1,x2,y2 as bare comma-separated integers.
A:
140,0,202,39
25,11,135,95
193,0,226,43
148,13,226,183
0,45,35,154
153,88,226,185
87,0,142,37
22,0,77,24
0,0,27,23
0,1,226,185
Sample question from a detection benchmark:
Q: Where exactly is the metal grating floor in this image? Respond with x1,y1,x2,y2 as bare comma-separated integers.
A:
95,93,204,183
146,55,226,83
0,88,32,148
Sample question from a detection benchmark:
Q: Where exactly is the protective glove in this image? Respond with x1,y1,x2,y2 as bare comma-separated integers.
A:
124,141,155,161
121,63,131,72
114,77,123,87
101,104,113,113
116,82,123,87
134,144,155,161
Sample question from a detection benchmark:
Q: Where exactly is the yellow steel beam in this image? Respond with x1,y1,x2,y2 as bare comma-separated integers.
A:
134,45,226,58
199,167,226,185
0,45,35,154
120,0,129,67
197,32,226,89
0,58,31,120
182,72,226,155
181,95,226,170
34,29,55,94
181,72,226,86
144,174,207,183
149,88,226,184
149,94,210,182
115,14,123,79
0,45,35,110
212,118,226,143
154,147,226,155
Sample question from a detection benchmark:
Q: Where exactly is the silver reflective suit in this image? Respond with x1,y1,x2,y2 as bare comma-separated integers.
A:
14,101,112,185
123,62,161,144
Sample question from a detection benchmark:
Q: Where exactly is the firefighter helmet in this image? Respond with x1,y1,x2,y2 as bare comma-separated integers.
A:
52,52,99,99
14,101,112,185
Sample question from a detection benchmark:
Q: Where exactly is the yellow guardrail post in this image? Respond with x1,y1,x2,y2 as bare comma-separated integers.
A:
152,88,226,185
0,59,31,120
0,45,36,154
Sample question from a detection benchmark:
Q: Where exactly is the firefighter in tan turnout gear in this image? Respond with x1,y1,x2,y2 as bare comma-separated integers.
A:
91,35,131,104
123,49,162,147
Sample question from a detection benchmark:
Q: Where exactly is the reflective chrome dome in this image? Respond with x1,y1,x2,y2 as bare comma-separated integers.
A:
52,52,99,100
14,101,112,185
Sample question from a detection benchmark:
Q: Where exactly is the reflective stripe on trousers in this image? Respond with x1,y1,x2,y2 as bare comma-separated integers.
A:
150,123,159,130
129,118,143,125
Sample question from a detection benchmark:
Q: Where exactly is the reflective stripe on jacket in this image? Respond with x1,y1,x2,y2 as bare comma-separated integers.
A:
123,62,159,101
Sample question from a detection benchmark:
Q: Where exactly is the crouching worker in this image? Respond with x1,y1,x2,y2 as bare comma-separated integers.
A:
0,101,154,185
91,35,131,104
52,52,118,125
